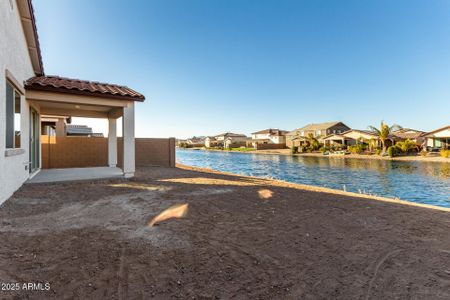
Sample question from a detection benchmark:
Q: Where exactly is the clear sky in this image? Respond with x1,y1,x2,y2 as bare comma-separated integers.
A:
33,0,450,138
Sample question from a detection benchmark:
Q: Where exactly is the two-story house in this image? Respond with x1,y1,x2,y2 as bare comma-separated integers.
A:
249,129,288,148
286,122,350,148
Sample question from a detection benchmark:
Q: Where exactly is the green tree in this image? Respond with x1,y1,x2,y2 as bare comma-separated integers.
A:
368,121,401,155
306,133,320,151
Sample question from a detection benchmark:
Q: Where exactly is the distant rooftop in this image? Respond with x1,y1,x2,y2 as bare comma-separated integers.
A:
251,128,289,135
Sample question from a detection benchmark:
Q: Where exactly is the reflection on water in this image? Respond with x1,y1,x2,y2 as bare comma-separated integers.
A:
176,149,450,208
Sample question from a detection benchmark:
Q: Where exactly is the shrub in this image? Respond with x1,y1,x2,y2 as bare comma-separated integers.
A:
387,146,399,157
348,144,365,154
291,146,298,154
396,139,417,153
420,150,428,157
440,149,450,158
320,146,330,153
375,148,382,155
299,145,308,153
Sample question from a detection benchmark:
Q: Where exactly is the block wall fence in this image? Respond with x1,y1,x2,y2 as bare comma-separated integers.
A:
41,135,176,169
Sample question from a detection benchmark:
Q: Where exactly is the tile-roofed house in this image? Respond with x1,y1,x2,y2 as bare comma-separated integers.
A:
423,125,450,150
214,132,248,148
215,132,248,139
391,128,426,143
286,122,350,148
0,0,147,204
250,128,289,148
251,128,289,136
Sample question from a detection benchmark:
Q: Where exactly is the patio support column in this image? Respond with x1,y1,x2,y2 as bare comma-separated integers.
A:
108,117,117,167
122,102,135,178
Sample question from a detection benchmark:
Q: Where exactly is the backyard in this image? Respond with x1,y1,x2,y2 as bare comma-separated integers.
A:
0,166,449,299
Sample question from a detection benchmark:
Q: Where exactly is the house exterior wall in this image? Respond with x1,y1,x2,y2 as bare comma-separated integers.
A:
432,128,450,138
205,137,217,148
251,133,286,144
0,0,37,204
343,131,377,141
426,128,450,149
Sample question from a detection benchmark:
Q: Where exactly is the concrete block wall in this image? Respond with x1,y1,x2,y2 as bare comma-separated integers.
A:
255,143,287,150
41,135,176,169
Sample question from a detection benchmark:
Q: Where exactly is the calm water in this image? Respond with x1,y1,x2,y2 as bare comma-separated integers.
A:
176,149,450,208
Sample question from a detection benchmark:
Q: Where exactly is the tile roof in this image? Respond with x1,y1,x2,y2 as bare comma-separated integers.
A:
392,129,425,139
25,76,145,101
251,128,289,135
66,125,93,135
215,132,247,138
298,121,346,131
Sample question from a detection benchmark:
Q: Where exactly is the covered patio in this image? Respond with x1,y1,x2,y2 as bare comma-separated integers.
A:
25,76,145,179
323,134,355,147
27,166,123,183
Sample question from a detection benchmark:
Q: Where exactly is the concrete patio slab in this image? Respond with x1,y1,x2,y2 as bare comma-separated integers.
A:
27,167,124,184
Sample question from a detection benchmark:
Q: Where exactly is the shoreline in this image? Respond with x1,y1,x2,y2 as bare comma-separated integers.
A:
177,163,450,212
179,147,450,163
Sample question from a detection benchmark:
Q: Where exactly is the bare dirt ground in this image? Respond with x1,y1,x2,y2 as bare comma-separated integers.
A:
0,165,449,299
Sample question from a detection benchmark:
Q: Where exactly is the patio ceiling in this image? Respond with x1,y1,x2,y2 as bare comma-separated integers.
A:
26,90,127,119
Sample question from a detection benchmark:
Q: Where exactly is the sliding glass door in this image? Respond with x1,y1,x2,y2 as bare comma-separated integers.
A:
29,108,40,173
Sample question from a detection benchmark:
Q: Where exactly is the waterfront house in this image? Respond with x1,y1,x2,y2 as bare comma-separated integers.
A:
424,125,450,150
224,136,249,149
186,136,206,147
204,136,218,148
391,128,426,145
0,0,145,204
249,128,288,148
215,132,248,145
341,129,401,150
286,122,350,148
322,133,356,147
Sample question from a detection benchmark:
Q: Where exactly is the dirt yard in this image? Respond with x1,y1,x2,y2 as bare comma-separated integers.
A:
0,165,449,299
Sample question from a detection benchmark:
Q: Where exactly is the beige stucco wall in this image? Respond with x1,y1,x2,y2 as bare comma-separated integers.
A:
432,128,450,138
0,0,37,204
252,133,286,144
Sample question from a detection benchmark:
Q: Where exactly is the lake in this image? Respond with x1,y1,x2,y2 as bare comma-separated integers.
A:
176,149,450,208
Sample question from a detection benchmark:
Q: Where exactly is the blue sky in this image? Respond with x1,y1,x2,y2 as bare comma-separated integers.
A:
34,0,450,138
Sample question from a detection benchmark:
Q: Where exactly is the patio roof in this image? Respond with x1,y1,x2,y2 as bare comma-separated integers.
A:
25,76,145,101
25,76,145,119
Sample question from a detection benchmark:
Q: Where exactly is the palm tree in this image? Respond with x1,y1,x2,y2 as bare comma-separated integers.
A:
368,121,402,155
306,133,320,151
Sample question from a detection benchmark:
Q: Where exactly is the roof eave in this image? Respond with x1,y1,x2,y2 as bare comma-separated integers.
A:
17,0,44,75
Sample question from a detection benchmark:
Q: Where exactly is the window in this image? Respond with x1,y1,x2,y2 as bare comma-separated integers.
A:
6,82,21,148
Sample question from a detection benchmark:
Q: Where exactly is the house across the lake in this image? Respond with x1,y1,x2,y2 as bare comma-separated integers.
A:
391,128,426,145
212,132,248,148
424,125,450,150
186,136,206,147
204,136,218,148
286,122,350,148
248,128,288,149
